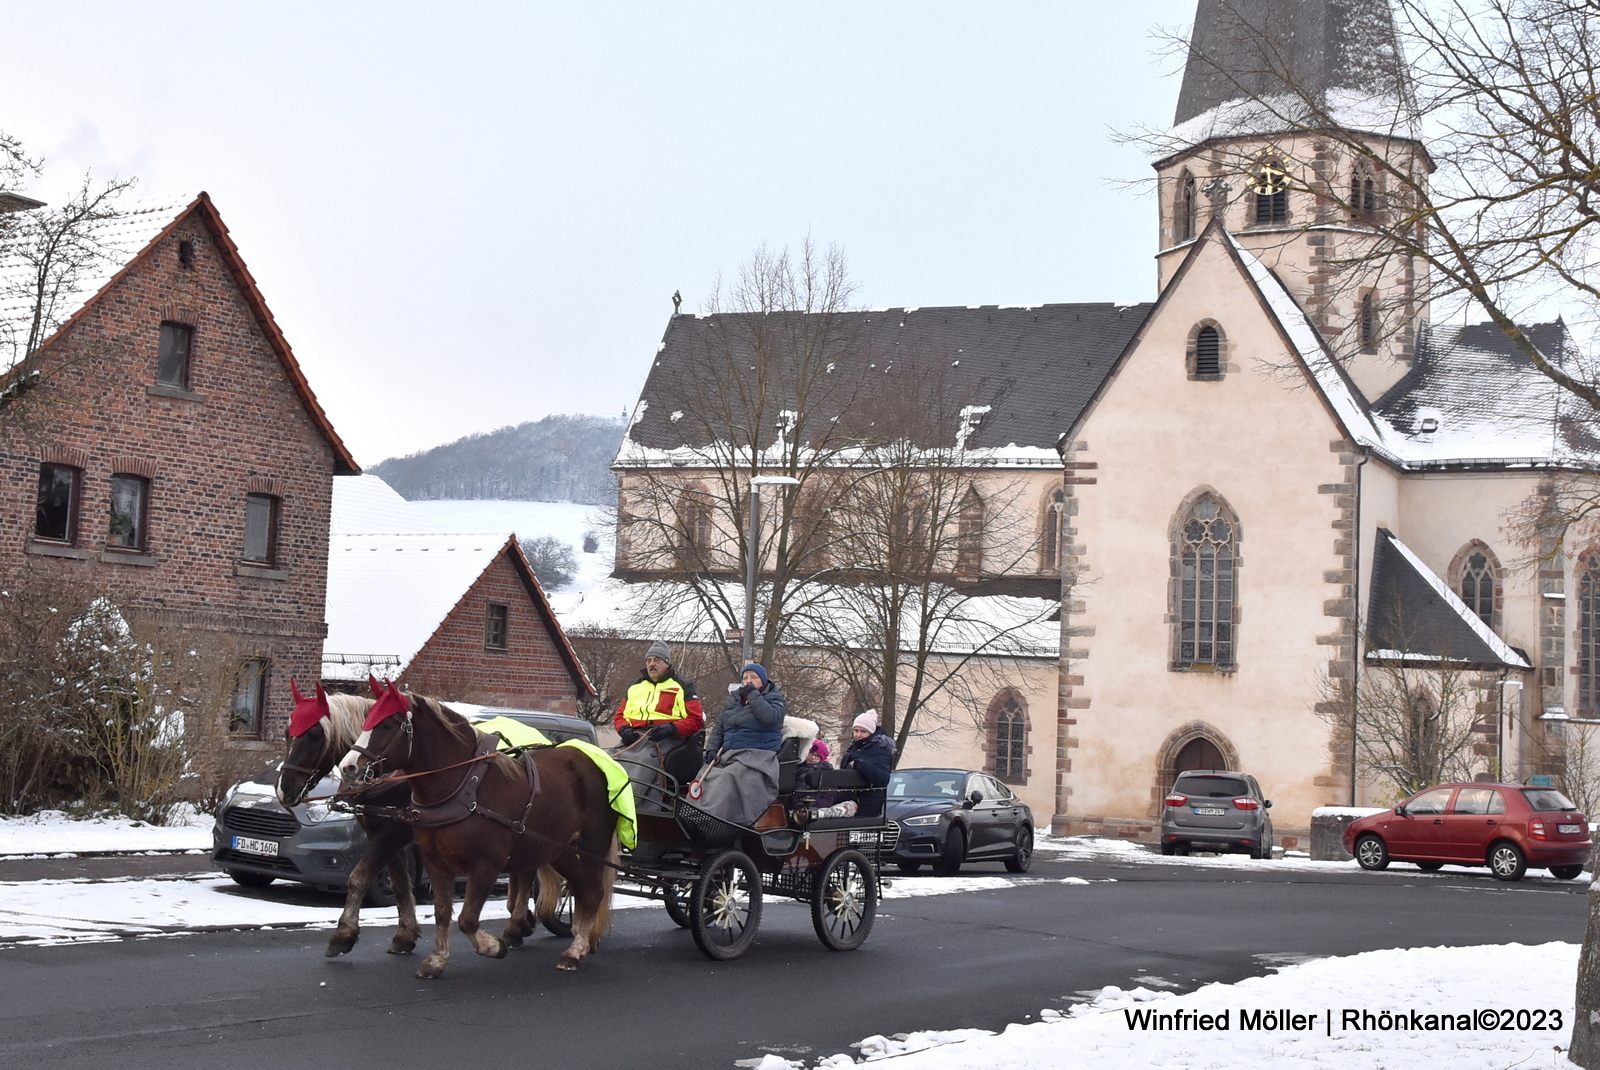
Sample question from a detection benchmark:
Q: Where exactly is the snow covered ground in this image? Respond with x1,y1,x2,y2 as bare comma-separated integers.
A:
0,808,212,857
751,942,1583,1070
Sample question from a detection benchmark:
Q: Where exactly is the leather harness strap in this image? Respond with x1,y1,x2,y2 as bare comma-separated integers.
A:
400,734,543,834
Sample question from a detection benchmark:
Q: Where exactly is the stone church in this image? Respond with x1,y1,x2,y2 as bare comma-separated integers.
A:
601,0,1593,848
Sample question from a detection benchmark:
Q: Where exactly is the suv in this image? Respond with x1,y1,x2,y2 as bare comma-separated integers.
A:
1343,782,1592,881
211,707,596,902
1161,770,1274,858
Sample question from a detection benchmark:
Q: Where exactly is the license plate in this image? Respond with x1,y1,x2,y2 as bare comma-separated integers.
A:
232,835,279,857
1560,824,1581,834
1193,807,1226,816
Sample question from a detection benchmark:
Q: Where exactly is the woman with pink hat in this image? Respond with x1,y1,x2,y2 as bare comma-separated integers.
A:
837,708,896,816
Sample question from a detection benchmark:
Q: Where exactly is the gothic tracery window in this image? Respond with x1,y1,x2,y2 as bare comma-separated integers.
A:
1176,170,1198,243
1175,495,1237,670
1041,488,1065,573
1580,557,1600,713
1351,165,1378,224
956,486,984,577
991,691,1027,783
1459,550,1496,627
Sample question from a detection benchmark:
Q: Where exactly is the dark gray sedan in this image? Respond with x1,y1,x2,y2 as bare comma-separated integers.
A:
885,768,1034,876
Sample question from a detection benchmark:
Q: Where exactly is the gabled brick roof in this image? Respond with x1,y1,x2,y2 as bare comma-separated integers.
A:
1,192,359,474
620,302,1154,464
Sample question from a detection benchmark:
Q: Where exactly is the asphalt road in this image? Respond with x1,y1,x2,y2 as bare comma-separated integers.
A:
0,851,1588,1070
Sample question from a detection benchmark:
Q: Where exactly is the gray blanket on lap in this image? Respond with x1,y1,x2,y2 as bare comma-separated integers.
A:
694,749,779,827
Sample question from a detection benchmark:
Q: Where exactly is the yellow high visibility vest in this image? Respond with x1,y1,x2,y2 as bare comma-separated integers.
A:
621,677,690,724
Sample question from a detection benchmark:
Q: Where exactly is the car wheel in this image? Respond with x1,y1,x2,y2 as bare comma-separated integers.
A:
1250,837,1273,860
227,869,275,888
1489,842,1527,882
933,825,967,877
1354,833,1389,871
1551,864,1585,880
364,867,400,908
1160,842,1177,856
894,862,922,875
1415,861,1443,872
1004,827,1034,873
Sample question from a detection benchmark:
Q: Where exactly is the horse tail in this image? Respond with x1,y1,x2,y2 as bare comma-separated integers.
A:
594,834,619,937
535,865,563,921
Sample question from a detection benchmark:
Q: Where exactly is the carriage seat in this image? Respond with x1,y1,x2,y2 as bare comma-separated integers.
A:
776,735,803,794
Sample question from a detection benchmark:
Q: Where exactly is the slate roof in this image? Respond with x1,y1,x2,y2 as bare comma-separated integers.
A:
1169,0,1417,148
1366,528,1530,669
618,303,1154,466
1371,320,1600,468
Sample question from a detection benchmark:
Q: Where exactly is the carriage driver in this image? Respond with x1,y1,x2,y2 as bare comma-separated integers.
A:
614,641,705,759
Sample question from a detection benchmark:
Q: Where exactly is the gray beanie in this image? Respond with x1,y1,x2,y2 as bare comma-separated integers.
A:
645,640,672,664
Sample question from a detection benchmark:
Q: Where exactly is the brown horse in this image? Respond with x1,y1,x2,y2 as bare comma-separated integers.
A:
338,689,618,976
276,680,543,959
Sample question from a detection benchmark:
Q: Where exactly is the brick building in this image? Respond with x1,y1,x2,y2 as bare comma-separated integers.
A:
0,192,359,749
321,503,593,712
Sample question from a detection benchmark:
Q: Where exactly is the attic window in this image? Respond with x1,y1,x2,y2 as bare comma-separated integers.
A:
1418,416,1439,434
178,239,196,267
1195,327,1221,375
157,322,192,388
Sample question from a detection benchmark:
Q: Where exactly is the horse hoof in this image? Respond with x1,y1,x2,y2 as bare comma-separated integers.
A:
556,955,580,971
488,939,508,960
386,936,417,955
416,962,446,980
325,936,357,958
503,934,523,949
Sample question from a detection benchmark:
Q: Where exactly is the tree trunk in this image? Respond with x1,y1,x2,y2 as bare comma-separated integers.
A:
1571,880,1600,1067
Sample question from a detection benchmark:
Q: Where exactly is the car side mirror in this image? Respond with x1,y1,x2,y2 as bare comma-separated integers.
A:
1395,804,1408,817
963,791,980,808
1264,800,1272,809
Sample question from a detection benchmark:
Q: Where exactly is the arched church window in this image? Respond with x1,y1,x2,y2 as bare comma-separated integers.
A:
1250,158,1289,225
1460,550,1496,626
956,486,984,577
1195,326,1221,375
1358,291,1377,353
1040,488,1065,573
676,486,714,564
990,691,1028,783
1351,165,1378,224
1581,556,1600,713
1174,494,1237,670
1175,171,1198,243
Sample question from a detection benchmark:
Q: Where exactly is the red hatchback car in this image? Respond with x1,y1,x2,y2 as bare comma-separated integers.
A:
1343,782,1592,881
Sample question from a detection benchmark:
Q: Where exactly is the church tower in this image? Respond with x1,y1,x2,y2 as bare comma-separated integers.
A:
1153,0,1431,400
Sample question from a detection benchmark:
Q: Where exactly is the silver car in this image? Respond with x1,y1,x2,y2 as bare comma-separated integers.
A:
1160,769,1274,858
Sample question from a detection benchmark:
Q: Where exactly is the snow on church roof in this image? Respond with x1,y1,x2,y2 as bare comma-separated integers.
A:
322,531,516,681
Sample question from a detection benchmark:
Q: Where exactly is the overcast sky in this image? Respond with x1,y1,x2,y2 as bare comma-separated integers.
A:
1,2,1195,467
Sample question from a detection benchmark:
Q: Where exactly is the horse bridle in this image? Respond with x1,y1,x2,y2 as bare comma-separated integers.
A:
347,710,415,785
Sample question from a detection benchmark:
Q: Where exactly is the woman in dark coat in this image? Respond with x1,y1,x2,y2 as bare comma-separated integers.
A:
838,710,896,816
705,662,787,760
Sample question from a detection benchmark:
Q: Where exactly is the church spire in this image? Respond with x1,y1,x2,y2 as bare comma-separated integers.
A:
1173,0,1415,143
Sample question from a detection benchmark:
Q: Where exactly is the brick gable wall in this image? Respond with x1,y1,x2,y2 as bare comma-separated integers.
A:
402,549,582,713
0,209,340,743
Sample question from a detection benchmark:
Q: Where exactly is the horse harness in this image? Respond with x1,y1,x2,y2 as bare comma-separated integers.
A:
356,732,543,836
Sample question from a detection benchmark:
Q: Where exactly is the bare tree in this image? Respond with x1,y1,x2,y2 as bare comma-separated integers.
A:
614,239,872,674
0,137,137,432
520,534,579,591
789,366,1057,754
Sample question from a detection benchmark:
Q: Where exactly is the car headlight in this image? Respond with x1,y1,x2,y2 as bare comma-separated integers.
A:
225,783,277,806
302,800,331,823
902,813,944,826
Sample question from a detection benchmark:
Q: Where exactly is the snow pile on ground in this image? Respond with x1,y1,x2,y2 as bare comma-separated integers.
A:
754,942,1582,1069
0,807,212,857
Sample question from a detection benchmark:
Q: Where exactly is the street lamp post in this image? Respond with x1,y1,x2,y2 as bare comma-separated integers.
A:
744,475,800,664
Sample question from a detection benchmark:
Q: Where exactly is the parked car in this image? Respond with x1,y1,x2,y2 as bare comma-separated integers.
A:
1342,781,1592,882
1161,770,1274,858
885,768,1034,876
211,706,597,902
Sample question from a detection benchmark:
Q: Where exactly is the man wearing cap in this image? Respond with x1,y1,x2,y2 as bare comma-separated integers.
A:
614,641,705,753
705,662,787,761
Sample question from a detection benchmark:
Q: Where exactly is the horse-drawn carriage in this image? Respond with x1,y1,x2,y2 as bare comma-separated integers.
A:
609,735,896,960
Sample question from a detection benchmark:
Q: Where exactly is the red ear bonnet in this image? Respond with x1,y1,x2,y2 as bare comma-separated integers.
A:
287,678,332,737
362,681,410,731
368,674,384,700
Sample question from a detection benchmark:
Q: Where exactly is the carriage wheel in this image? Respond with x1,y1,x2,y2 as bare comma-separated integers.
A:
663,879,691,929
690,849,762,961
811,848,878,952
536,875,575,938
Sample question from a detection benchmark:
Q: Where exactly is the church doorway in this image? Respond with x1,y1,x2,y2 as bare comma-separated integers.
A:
1174,736,1226,773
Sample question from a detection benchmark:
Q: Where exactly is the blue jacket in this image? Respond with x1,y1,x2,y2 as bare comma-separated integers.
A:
707,681,787,754
840,728,896,787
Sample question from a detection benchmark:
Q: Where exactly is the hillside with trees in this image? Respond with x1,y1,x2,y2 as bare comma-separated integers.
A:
371,414,625,504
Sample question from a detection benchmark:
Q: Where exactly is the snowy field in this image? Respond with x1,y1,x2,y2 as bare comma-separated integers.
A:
0,808,212,857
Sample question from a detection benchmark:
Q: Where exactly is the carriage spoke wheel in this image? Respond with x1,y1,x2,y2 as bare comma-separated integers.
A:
690,849,762,961
536,875,575,938
663,879,691,929
811,848,877,952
